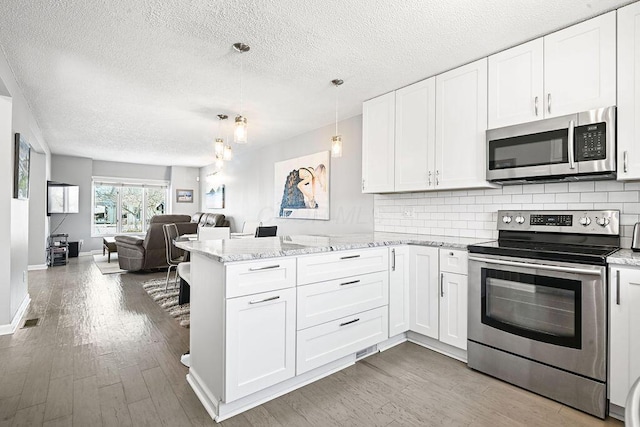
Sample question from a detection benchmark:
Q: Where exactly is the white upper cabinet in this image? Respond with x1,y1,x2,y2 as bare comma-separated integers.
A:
435,58,489,190
617,1,640,181
362,92,395,193
488,12,616,128
394,78,436,191
488,39,544,128
544,11,616,118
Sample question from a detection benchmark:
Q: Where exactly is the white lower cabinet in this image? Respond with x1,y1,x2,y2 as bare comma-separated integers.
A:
389,246,411,336
225,287,296,402
438,272,468,350
409,246,440,339
296,306,389,374
609,266,640,408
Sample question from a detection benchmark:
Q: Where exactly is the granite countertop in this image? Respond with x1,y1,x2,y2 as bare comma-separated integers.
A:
175,232,493,263
607,249,640,267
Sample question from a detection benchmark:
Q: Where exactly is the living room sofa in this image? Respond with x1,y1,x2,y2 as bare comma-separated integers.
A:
115,213,229,271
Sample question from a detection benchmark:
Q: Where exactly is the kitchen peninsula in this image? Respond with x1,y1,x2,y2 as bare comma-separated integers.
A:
176,233,483,422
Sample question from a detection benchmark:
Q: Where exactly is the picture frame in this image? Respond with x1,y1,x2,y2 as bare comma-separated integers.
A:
176,189,194,203
205,184,225,209
14,133,31,200
274,151,330,220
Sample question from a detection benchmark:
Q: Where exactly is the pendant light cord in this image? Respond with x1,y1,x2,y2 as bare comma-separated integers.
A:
240,53,244,116
335,85,339,135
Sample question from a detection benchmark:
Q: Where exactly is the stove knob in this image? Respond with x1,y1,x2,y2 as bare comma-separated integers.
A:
596,217,610,227
579,216,591,227
515,216,525,224
502,215,512,224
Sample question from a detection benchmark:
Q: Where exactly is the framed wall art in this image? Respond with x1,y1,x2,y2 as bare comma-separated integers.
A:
176,189,194,203
14,133,31,200
205,184,225,209
274,151,330,220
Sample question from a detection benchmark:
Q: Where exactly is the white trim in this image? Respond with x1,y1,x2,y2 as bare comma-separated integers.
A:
406,331,468,363
28,264,47,271
609,403,624,421
0,294,31,336
92,175,169,187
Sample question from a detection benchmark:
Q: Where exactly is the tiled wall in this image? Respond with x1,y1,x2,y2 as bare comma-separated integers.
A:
374,180,640,248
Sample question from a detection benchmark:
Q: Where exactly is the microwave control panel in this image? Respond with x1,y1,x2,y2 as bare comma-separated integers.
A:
575,122,606,161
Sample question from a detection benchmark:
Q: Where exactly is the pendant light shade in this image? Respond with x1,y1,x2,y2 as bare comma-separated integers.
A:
330,79,344,158
234,115,248,144
223,145,233,161
214,138,224,156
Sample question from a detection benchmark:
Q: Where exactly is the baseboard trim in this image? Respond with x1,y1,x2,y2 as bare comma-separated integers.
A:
0,294,31,336
28,264,47,271
407,331,468,363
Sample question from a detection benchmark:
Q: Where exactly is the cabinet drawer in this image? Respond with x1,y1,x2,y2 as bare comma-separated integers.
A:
297,271,389,330
439,249,468,275
297,248,388,285
226,258,296,298
296,306,389,375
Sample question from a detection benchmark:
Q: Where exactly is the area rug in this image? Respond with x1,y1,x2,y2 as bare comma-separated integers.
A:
93,253,126,274
142,278,190,328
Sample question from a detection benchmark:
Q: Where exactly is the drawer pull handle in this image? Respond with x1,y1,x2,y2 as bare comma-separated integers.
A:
249,265,280,271
616,270,621,305
440,273,444,297
340,255,361,260
249,295,280,305
340,280,360,287
340,318,360,327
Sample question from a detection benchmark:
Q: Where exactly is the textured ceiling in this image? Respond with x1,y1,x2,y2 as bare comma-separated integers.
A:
0,0,633,167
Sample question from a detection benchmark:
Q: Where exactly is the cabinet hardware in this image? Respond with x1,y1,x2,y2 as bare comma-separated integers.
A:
534,96,539,116
248,264,280,271
339,318,360,327
547,93,551,114
440,273,444,297
449,252,454,256
616,270,621,305
362,179,365,191
340,254,360,260
624,151,629,173
391,249,396,271
568,120,576,169
249,295,280,305
340,280,360,287
428,171,432,186
435,170,440,185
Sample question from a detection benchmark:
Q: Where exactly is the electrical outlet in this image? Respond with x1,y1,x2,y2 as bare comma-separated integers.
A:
402,208,415,218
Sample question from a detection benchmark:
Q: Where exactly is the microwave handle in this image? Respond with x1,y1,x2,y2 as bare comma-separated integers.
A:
568,120,576,170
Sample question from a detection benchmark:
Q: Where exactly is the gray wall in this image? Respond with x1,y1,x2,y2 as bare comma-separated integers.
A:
28,152,48,266
199,115,374,234
51,156,195,252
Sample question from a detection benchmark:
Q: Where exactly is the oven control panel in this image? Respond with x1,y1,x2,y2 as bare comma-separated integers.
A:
498,210,619,235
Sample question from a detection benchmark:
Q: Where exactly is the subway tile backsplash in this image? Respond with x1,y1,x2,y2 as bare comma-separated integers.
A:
373,181,640,248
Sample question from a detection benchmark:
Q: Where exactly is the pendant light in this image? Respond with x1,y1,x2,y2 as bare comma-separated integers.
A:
214,114,227,157
233,43,250,144
331,79,344,158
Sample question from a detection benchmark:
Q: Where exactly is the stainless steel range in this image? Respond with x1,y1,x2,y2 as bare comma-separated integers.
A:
467,210,620,419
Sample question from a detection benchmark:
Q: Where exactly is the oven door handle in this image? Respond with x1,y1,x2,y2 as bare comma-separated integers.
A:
468,256,602,276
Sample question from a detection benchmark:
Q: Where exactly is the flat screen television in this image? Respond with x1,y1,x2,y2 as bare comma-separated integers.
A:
47,182,79,215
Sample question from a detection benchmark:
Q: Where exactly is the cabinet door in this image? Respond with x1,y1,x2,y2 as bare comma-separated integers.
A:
409,246,439,339
394,78,436,191
609,267,640,407
435,58,488,190
439,272,468,350
488,39,544,128
362,92,395,193
617,2,640,181
389,246,410,336
543,11,616,118
225,288,296,402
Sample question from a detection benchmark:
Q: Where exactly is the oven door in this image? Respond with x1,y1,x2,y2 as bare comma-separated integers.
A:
468,254,606,381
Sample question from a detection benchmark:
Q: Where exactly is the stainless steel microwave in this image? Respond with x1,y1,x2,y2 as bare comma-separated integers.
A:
486,106,616,184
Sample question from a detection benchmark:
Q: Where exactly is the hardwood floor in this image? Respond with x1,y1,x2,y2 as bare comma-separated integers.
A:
0,256,624,426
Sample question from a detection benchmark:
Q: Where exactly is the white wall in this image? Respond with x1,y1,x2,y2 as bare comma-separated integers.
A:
171,166,200,215
28,152,48,266
0,50,50,331
375,181,640,248
199,115,374,234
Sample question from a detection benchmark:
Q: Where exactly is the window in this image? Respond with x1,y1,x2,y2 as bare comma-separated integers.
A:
92,178,168,236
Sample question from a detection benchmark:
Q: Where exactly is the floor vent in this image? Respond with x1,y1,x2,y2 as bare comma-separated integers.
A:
22,318,39,328
356,345,377,360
